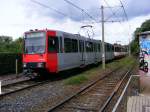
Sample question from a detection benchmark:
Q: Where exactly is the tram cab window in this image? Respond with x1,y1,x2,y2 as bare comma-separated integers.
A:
48,36,59,52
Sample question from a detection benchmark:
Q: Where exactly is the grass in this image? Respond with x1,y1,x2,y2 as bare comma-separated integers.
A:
64,56,137,85
64,75,88,85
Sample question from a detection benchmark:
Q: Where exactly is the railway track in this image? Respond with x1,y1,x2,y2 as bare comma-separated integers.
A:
1,74,24,81
0,78,48,97
48,66,133,112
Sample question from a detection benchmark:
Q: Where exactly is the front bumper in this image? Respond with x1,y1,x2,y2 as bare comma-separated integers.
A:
23,62,45,69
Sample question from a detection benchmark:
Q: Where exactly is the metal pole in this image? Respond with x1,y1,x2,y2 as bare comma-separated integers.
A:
101,5,105,69
128,38,131,56
16,59,18,75
0,81,1,94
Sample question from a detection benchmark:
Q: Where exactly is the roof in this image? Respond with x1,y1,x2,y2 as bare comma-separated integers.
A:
139,31,150,35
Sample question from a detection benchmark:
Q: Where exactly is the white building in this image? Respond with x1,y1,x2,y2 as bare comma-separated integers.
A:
139,31,150,75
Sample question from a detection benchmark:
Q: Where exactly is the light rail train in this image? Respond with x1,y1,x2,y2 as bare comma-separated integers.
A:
23,29,128,76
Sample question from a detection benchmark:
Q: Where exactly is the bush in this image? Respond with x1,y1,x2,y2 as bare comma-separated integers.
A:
0,53,22,75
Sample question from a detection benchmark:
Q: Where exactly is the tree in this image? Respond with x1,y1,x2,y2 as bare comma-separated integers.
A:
13,37,23,53
0,36,12,43
0,36,23,53
131,19,150,54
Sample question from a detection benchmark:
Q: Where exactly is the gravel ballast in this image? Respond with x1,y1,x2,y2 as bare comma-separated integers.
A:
0,57,137,112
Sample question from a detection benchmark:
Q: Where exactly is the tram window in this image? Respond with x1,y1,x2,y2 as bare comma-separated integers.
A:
105,44,107,52
86,42,93,52
107,44,111,52
48,37,59,52
64,38,72,53
93,43,96,52
59,37,63,53
79,40,82,52
86,41,90,52
108,45,110,52
79,40,84,52
95,43,98,52
111,45,112,52
107,44,109,51
112,46,114,52
90,42,93,52
115,47,118,52
98,44,101,52
108,44,111,52
72,39,78,52
91,42,94,52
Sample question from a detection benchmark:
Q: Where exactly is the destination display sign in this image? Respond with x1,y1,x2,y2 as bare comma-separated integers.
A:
26,32,45,38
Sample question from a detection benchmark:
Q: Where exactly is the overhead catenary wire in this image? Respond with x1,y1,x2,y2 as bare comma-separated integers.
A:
102,0,131,38
31,0,67,17
118,0,128,21
62,0,98,22
103,0,123,23
104,7,123,22
31,0,131,42
118,0,132,45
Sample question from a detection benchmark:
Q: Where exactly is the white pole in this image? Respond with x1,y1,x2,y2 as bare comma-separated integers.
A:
129,38,131,56
0,81,1,94
101,5,105,69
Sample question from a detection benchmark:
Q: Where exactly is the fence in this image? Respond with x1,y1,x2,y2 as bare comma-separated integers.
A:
0,53,22,75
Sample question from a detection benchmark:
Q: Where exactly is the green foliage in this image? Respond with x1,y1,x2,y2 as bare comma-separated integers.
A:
0,36,12,43
131,19,150,54
64,56,136,85
140,20,150,32
0,36,23,53
0,36,23,74
64,75,88,85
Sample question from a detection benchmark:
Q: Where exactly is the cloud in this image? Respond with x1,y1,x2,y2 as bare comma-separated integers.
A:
22,0,100,22
21,0,150,22
125,0,150,19
0,0,150,45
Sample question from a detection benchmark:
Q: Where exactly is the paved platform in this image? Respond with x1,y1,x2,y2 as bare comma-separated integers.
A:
127,96,150,112
127,75,150,112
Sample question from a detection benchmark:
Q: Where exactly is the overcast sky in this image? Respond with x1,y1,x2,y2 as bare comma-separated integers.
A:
0,0,150,45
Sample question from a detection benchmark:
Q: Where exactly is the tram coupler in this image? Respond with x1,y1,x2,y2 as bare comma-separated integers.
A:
23,69,38,79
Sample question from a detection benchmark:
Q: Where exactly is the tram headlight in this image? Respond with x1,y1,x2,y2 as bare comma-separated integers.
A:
23,63,27,68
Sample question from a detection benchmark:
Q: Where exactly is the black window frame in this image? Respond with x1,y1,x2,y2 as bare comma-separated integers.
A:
48,36,59,53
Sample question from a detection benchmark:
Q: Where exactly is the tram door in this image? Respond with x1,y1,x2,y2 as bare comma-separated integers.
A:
94,43,97,63
79,40,85,66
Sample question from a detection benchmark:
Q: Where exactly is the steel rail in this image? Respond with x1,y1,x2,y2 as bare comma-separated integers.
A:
0,79,49,97
2,78,31,88
98,67,133,112
48,66,122,112
112,75,140,112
